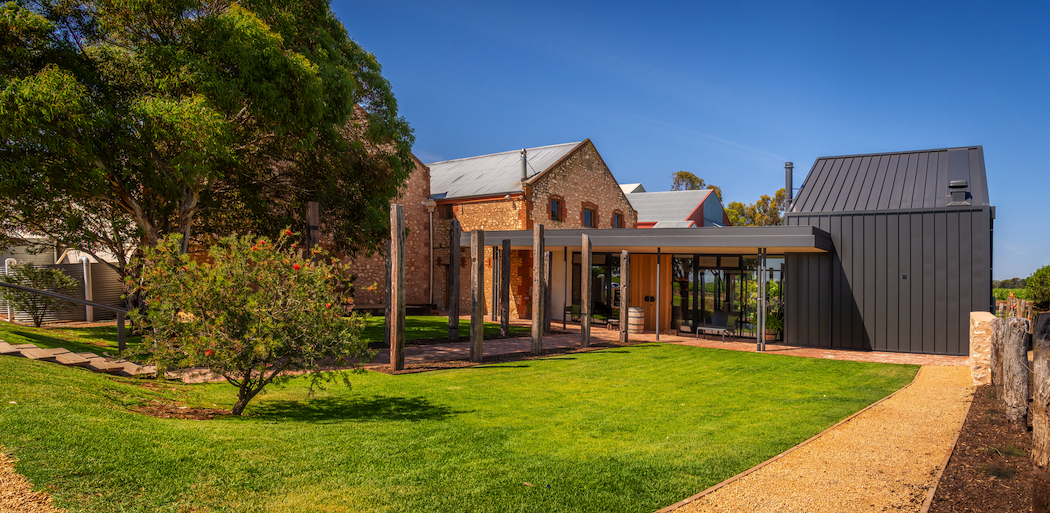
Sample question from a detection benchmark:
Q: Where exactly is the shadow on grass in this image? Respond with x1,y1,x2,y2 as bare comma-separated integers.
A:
248,395,464,423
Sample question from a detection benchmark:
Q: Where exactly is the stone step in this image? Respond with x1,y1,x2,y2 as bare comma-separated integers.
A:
83,358,125,374
0,342,19,355
20,347,54,360
54,352,91,366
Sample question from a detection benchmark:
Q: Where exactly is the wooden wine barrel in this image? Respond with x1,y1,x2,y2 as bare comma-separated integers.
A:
628,307,645,334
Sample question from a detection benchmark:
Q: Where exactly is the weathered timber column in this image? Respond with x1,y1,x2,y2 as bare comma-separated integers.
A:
1004,316,1031,430
306,201,320,253
1034,313,1050,513
448,219,461,342
390,205,406,371
384,239,391,352
544,250,552,334
970,312,996,385
992,316,1007,401
500,240,510,338
531,224,544,354
581,235,592,347
619,250,630,344
470,230,485,362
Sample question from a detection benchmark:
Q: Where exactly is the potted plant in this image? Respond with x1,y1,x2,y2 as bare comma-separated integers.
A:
765,314,783,341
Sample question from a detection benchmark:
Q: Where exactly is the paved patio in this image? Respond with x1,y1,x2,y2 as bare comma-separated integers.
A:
369,316,969,367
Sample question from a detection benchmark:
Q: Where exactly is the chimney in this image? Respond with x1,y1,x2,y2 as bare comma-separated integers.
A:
520,149,528,182
785,162,794,206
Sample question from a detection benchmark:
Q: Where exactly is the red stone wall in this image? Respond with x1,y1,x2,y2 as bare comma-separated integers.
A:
343,157,433,307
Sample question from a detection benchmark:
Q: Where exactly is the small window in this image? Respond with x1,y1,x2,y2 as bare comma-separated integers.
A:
439,204,454,219
583,209,596,228
612,213,623,228
550,199,561,221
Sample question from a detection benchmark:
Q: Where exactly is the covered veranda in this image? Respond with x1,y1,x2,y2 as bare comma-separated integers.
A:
458,225,833,350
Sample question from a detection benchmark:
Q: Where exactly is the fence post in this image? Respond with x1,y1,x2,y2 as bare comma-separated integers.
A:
1004,316,1031,431
991,316,1006,401
116,311,126,354
1033,313,1050,513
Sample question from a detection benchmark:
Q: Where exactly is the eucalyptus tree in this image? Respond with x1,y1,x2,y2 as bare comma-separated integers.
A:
0,0,414,306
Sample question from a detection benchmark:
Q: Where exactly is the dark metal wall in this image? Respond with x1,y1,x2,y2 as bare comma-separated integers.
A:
785,207,993,355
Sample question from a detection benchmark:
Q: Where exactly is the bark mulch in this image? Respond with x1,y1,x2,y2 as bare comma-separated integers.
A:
0,449,64,513
928,384,1032,512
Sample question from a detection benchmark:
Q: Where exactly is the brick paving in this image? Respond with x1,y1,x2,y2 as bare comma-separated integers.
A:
370,316,969,367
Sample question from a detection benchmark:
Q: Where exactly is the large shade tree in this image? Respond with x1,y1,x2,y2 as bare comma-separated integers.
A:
726,188,788,226
0,0,414,306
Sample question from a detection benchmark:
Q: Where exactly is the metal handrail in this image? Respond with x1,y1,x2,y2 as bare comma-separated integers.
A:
0,281,129,353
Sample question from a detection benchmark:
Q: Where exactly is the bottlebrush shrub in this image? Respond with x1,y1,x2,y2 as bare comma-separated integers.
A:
130,230,373,415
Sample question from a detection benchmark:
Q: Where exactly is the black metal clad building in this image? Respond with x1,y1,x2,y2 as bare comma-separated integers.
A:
783,147,993,355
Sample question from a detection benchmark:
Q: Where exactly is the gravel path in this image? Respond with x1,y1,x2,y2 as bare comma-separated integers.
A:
667,366,974,513
0,448,64,513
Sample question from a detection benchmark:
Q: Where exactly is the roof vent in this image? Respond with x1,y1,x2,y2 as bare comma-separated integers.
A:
948,180,970,206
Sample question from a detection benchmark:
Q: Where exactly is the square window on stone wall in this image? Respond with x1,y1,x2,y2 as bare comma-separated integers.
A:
550,199,561,221
613,213,623,228
583,209,596,228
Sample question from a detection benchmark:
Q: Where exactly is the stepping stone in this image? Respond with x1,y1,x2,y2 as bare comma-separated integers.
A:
55,352,91,366
20,347,53,360
75,352,102,359
13,344,37,349
83,359,124,373
0,342,19,355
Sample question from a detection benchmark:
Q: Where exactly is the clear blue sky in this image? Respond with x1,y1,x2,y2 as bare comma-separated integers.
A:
334,0,1049,280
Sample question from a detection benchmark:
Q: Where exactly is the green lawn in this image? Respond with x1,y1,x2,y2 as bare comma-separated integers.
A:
0,315,529,358
361,315,532,343
0,343,917,512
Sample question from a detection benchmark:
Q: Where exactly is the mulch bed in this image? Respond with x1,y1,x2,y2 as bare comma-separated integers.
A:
929,384,1031,512
133,402,232,420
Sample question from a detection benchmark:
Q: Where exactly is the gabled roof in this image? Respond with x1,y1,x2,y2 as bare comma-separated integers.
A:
626,189,712,223
790,146,990,213
620,183,646,194
428,142,583,200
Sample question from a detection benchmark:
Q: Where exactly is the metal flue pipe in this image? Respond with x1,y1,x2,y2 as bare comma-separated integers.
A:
785,162,794,208
520,149,528,181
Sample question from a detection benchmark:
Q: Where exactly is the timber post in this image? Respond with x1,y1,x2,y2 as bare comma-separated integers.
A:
306,201,320,254
448,219,461,342
384,239,391,353
500,239,510,338
1004,316,1031,430
991,316,1006,401
544,250,552,334
389,205,406,371
531,224,544,354
581,235,591,347
620,250,630,344
470,230,485,362
1033,313,1050,513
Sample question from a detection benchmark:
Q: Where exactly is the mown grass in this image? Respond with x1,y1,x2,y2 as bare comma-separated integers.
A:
0,343,917,512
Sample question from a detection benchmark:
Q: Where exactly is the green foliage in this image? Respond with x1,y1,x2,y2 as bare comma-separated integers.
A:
1027,264,1050,308
726,188,788,226
993,288,1027,301
670,170,722,201
0,262,78,327
0,344,917,512
0,0,414,291
994,277,1026,289
131,230,373,415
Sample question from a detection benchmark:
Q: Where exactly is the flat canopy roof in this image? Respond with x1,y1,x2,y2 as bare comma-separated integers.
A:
458,226,833,254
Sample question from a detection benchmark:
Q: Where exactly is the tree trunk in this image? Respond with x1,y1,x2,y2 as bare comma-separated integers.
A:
1033,313,1050,513
1004,316,1031,431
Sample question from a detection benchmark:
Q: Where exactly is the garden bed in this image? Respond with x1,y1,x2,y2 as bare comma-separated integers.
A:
929,384,1031,512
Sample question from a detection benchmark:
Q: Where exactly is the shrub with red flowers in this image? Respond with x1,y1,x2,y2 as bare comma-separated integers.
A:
130,230,372,415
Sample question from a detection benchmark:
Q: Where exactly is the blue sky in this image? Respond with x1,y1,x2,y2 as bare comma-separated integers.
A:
335,0,1049,280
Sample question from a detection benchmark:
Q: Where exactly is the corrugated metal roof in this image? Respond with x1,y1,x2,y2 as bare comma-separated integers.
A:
620,183,646,194
790,146,989,213
428,142,582,200
652,221,695,228
627,190,711,223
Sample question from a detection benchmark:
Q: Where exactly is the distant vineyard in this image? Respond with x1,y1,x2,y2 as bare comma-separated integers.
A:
993,288,1028,301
